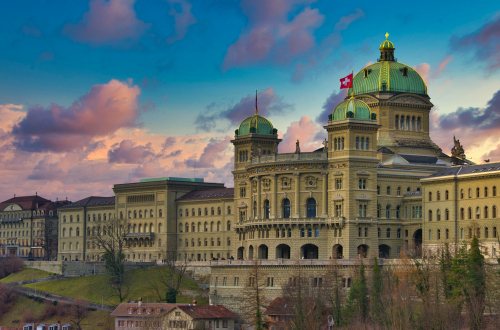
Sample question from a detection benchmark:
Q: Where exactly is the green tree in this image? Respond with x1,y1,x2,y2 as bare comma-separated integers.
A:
464,236,486,330
370,258,385,325
344,262,369,323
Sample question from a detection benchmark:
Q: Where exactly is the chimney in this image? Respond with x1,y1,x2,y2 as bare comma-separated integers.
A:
192,299,197,306
138,297,142,307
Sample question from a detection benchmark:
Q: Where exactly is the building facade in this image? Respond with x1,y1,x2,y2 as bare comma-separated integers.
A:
0,195,69,260
53,34,499,265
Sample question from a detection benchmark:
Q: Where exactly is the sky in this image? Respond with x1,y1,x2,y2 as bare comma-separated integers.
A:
0,0,499,202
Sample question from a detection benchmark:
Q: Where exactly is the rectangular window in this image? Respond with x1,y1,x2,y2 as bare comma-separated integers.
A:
234,277,239,286
267,277,274,287
335,178,343,190
358,178,367,189
358,203,367,218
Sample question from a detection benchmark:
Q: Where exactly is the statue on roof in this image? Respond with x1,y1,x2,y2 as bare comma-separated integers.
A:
451,136,466,160
295,140,301,154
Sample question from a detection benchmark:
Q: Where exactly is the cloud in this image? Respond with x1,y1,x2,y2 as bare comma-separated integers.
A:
63,0,149,45
414,56,453,84
223,0,324,69
279,116,323,153
12,79,140,152
316,89,347,124
291,9,364,82
334,8,364,31
185,136,231,167
451,15,500,71
431,89,500,162
166,0,196,44
195,88,293,131
108,139,155,164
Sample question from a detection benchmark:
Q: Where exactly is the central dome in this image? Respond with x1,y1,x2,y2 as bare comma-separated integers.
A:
349,34,427,96
330,98,374,121
236,114,275,137
348,61,427,96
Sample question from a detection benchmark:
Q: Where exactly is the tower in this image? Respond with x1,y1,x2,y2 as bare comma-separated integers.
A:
348,33,440,156
325,97,380,258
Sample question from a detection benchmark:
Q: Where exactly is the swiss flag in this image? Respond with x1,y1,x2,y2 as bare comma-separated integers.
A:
339,73,353,89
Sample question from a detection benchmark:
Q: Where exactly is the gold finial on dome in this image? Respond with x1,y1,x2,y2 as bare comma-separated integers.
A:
385,32,389,40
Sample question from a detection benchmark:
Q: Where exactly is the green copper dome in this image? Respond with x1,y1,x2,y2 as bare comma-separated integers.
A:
331,98,373,121
348,61,427,96
236,114,275,137
348,33,427,96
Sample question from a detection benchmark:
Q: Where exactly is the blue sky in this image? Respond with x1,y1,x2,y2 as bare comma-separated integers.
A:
0,0,498,200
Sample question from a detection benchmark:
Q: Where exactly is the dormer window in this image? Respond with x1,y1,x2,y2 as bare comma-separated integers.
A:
401,67,408,77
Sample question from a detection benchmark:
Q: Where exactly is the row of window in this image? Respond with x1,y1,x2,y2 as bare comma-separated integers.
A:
0,209,52,220
182,237,230,247
179,220,230,233
428,227,497,240
250,198,317,219
122,209,161,220
428,186,497,201
377,185,418,195
428,205,498,221
1,229,45,238
395,114,422,131
179,206,231,217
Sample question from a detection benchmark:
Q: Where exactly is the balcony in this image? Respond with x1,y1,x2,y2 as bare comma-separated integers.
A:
251,152,327,165
125,232,154,240
235,217,328,228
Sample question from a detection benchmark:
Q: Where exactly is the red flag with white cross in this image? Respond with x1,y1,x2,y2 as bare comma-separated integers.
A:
339,73,353,89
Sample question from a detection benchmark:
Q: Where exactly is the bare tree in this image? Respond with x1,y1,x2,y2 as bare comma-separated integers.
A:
149,252,188,303
93,216,129,302
241,260,267,329
67,300,89,330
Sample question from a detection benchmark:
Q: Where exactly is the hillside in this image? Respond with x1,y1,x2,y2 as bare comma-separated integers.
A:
23,266,207,306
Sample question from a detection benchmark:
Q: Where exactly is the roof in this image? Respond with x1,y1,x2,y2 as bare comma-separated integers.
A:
400,154,438,165
236,114,275,137
175,305,238,320
264,297,294,316
177,188,234,201
330,98,373,121
140,177,204,183
111,303,178,317
0,195,52,211
60,196,115,209
426,162,500,179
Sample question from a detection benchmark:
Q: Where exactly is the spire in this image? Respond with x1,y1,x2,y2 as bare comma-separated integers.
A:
385,32,389,40
255,90,258,115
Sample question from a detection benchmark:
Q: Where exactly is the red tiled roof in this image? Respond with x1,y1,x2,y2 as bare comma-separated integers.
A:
176,305,238,319
0,195,52,211
111,303,179,317
264,297,294,316
176,188,234,201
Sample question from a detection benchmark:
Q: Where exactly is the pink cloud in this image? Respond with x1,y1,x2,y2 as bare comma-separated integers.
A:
334,8,364,31
64,0,148,45
185,136,232,168
414,63,430,84
279,116,323,153
12,79,141,152
108,139,155,164
166,0,196,44
195,88,292,131
223,0,323,69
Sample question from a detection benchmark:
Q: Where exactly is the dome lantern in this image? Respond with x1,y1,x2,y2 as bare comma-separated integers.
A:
379,32,395,62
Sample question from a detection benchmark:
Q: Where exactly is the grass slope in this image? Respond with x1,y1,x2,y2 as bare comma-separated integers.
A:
24,266,207,306
0,268,56,284
0,296,112,329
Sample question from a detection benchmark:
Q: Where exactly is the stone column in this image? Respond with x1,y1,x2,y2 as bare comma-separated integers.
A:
321,172,328,217
257,177,262,219
293,173,300,218
272,175,278,219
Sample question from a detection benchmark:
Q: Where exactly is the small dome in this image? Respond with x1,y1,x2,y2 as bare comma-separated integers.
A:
236,114,275,137
379,32,395,49
331,98,372,121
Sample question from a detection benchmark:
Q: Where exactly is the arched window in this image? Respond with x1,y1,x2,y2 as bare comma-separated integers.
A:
437,229,441,240
396,205,401,219
428,210,433,221
282,198,291,218
476,207,480,219
476,187,480,198
76,227,80,237
227,221,231,231
217,221,221,231
386,205,391,219
386,228,391,238
468,207,472,219
185,223,189,232
428,191,432,201
437,209,441,221
484,206,489,219
445,190,449,200
198,222,201,232
445,209,449,220
191,223,196,232
377,204,381,218
395,115,399,129
437,191,441,201
493,206,497,218
306,198,316,218
493,186,497,196
62,228,66,237
263,200,270,219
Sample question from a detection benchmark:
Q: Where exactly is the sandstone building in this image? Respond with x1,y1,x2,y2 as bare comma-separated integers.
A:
53,34,498,266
